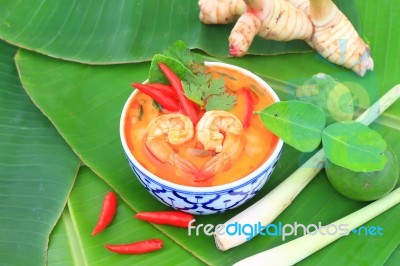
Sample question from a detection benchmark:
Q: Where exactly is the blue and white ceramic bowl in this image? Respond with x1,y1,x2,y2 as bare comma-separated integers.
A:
120,62,283,215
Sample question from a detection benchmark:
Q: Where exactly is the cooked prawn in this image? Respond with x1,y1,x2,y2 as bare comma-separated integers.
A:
145,114,197,175
195,110,244,182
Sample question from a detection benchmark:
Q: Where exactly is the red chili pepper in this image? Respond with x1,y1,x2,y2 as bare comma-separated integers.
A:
147,83,177,99
92,192,117,236
135,211,195,228
157,62,198,124
132,83,180,111
105,239,163,254
242,87,254,128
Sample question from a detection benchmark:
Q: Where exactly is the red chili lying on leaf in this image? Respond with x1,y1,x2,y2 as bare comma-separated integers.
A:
157,62,198,124
132,83,180,112
147,83,177,99
105,239,163,254
92,192,117,236
135,211,195,228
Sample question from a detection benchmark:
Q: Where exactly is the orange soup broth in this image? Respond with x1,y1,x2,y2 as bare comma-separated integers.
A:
124,65,279,187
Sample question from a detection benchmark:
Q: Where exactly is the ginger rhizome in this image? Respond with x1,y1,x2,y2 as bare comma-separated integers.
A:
199,0,374,76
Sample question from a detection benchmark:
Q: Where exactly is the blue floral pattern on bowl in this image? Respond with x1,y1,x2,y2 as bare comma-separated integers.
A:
126,152,280,215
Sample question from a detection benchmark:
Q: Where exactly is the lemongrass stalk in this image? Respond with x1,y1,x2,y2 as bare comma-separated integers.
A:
233,188,400,266
215,84,400,251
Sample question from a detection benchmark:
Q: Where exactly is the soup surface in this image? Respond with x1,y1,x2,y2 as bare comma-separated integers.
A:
124,65,279,187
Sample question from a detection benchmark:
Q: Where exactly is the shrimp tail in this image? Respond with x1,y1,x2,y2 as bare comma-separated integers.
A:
195,153,230,182
146,137,198,174
168,154,198,175
145,137,172,163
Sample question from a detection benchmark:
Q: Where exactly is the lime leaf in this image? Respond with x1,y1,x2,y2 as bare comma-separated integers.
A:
322,121,388,172
148,54,197,84
149,41,203,84
257,101,326,152
163,40,205,73
296,73,354,125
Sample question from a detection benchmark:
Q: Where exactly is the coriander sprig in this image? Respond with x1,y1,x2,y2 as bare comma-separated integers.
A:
182,74,236,111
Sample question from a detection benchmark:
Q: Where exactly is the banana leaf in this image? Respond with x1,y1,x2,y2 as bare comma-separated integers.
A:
1,0,399,265
0,40,80,265
47,210,78,266
15,44,400,265
0,0,358,64
385,245,400,266
48,166,203,265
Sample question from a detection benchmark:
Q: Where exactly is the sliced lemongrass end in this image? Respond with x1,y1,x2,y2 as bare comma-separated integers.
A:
233,188,400,266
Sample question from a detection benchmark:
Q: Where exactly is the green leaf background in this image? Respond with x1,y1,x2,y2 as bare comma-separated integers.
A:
1,0,399,265
0,0,357,64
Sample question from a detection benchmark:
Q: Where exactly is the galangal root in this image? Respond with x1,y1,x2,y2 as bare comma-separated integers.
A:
198,0,310,24
198,0,373,76
309,0,373,76
198,0,246,24
229,0,313,57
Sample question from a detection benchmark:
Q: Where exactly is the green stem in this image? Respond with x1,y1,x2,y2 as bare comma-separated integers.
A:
233,188,400,266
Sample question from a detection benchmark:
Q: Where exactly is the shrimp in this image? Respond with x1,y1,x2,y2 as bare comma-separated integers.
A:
195,110,244,182
145,114,197,175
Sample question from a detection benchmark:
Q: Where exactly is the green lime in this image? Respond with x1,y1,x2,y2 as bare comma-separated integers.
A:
325,147,399,201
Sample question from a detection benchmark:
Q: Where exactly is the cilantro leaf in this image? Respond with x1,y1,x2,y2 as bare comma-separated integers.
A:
182,81,204,106
205,93,237,111
193,73,211,89
182,75,235,110
204,78,226,98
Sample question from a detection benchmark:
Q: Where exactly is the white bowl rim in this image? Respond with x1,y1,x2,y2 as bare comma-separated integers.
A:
119,61,284,193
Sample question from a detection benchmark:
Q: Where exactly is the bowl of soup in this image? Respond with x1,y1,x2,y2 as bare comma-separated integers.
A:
120,62,283,215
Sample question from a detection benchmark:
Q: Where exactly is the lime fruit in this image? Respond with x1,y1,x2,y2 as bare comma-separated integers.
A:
325,147,399,201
